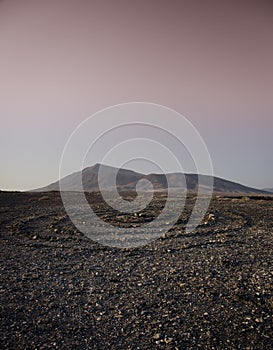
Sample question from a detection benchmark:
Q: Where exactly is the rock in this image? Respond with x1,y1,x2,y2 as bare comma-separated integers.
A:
153,333,161,340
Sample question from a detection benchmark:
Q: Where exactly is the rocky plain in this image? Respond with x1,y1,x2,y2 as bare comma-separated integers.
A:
0,190,272,349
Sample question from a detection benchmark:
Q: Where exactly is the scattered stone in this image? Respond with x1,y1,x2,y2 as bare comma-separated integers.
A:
0,191,272,349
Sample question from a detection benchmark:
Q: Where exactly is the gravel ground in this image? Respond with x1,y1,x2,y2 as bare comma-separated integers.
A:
0,191,272,349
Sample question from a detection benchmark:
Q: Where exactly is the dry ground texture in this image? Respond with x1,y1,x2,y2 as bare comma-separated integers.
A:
0,191,272,349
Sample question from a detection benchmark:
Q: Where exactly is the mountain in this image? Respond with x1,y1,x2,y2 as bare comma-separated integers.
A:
32,163,269,195
263,188,273,193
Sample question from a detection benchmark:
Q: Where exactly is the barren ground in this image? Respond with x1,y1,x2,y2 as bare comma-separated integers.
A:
0,191,272,349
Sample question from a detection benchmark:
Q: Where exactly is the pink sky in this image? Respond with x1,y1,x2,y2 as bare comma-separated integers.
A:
0,0,273,190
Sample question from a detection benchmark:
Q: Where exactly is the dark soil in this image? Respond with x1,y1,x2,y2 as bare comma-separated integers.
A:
0,191,272,349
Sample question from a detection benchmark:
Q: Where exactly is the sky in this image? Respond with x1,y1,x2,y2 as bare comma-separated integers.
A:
0,0,272,191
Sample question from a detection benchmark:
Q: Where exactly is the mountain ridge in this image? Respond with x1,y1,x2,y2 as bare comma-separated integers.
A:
31,163,269,195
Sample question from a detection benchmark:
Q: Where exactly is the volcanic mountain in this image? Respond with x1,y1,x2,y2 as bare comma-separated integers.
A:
32,163,269,195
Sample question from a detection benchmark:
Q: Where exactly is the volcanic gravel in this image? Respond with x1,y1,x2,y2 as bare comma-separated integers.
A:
0,191,272,349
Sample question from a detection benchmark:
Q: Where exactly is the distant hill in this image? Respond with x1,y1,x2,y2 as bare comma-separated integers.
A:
32,163,269,195
263,188,273,193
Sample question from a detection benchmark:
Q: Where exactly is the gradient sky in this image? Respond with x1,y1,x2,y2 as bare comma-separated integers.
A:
1,0,272,190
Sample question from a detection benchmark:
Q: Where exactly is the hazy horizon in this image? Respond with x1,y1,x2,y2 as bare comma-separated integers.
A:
5,161,271,193
1,0,273,191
